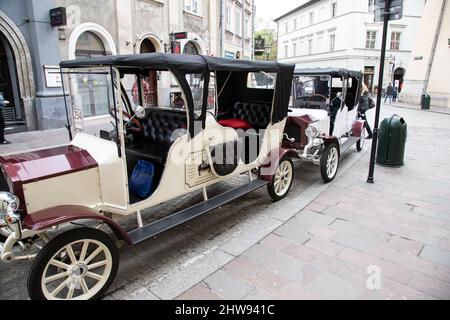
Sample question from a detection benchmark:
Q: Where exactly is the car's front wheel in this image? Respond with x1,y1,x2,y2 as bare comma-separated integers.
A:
27,227,119,300
320,143,340,182
267,156,294,201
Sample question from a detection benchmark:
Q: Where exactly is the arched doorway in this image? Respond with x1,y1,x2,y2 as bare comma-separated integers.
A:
394,67,406,92
0,34,24,130
138,38,158,106
182,41,200,55
182,41,202,109
75,31,107,58
75,31,109,117
0,10,36,131
67,22,117,60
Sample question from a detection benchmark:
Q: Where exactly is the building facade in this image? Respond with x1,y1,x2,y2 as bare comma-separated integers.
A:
0,0,246,132
221,0,255,60
400,0,450,108
275,0,425,93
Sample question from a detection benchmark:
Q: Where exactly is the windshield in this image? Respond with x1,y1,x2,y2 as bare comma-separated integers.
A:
62,67,122,141
291,75,330,110
247,72,276,89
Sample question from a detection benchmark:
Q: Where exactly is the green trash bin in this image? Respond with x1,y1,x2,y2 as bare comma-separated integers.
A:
376,114,407,166
421,94,431,110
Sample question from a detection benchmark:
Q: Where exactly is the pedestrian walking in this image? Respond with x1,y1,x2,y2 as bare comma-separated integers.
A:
392,86,398,102
295,80,305,97
384,83,394,104
358,90,374,139
0,92,11,145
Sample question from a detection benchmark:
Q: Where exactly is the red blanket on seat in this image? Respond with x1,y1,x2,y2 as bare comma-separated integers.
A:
218,118,253,130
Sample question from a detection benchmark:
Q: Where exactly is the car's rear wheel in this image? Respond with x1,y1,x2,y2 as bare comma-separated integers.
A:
267,156,294,201
28,228,119,300
320,143,339,183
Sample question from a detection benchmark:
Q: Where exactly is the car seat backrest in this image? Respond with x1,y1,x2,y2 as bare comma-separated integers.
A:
232,102,271,129
142,109,187,146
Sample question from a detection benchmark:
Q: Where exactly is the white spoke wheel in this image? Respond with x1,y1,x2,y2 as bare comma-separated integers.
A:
28,228,119,300
320,143,340,183
267,156,294,201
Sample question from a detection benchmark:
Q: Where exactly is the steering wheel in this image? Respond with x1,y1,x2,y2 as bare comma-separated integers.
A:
122,110,144,132
312,94,328,101
109,108,144,133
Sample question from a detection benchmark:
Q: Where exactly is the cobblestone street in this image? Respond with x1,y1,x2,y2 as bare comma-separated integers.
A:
1,104,450,300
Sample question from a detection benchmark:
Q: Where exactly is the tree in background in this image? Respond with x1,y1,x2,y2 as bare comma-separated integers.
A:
254,29,277,61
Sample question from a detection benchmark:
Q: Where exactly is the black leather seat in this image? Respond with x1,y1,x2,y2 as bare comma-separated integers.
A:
126,108,187,164
231,102,271,129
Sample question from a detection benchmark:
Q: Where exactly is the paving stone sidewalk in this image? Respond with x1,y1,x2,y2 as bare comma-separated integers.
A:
177,106,450,300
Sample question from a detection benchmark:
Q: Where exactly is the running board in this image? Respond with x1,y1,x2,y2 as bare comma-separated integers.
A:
340,136,360,153
128,179,268,245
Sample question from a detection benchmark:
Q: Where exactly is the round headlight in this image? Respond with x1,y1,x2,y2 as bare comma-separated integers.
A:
305,125,319,138
0,192,20,217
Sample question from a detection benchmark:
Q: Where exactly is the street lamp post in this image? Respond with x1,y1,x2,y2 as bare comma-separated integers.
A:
367,0,391,183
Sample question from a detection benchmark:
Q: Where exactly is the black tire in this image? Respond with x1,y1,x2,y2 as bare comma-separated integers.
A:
267,156,294,201
28,228,119,300
320,143,340,183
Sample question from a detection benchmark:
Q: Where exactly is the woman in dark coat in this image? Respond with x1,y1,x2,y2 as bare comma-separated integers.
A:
358,91,373,139
0,92,10,144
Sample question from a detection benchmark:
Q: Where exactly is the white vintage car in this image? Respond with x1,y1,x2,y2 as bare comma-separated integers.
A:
283,68,366,182
0,53,297,300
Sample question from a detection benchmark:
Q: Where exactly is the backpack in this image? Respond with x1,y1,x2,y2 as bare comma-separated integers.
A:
129,160,155,198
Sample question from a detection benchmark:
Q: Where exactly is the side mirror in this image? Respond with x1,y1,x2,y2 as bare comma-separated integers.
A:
134,105,146,119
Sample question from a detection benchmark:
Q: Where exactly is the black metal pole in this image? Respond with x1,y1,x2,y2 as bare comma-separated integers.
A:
367,0,391,183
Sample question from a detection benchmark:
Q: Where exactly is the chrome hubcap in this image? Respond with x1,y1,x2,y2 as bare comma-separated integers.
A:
326,147,338,178
273,160,293,196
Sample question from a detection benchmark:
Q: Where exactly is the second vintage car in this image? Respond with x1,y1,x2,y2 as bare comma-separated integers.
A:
283,68,366,182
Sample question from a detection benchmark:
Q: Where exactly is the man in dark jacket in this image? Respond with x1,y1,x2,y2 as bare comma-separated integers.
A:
384,83,394,104
0,92,10,144
358,91,373,139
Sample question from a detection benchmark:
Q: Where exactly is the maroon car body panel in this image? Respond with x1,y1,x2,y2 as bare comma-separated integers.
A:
0,145,97,184
259,147,300,181
282,114,317,149
0,145,98,216
23,205,132,244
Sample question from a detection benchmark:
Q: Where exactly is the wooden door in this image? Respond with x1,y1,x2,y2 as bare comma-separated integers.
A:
140,39,157,107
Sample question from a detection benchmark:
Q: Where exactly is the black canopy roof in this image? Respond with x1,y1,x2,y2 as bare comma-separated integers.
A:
60,53,295,133
60,52,291,74
294,67,362,79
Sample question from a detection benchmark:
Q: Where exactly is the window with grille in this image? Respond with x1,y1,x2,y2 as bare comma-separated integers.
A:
331,2,337,18
329,34,336,51
185,0,200,15
390,32,401,50
366,31,376,49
